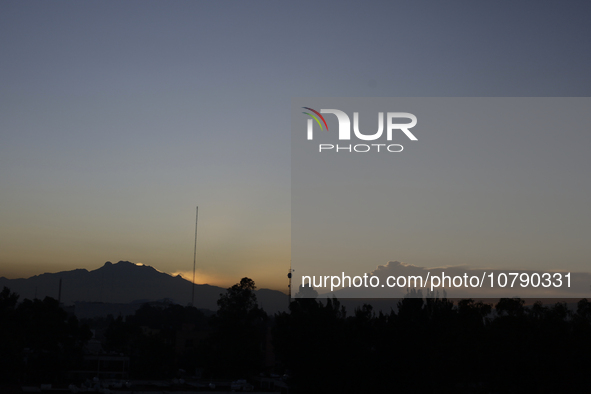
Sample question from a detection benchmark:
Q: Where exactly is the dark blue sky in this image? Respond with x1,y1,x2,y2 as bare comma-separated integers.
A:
1,1,590,290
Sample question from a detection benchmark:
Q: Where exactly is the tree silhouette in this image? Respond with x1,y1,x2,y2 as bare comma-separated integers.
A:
0,288,91,384
216,277,261,320
495,297,525,317
202,277,268,378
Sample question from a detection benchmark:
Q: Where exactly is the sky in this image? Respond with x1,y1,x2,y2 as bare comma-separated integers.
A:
291,97,591,298
1,1,590,292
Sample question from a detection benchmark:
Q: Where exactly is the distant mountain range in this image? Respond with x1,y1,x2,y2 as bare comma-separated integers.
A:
3,261,574,320
0,261,289,315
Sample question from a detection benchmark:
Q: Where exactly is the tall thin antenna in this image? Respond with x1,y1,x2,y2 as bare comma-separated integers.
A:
191,206,198,307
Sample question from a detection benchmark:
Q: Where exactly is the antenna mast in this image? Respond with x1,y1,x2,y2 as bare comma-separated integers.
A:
191,206,198,307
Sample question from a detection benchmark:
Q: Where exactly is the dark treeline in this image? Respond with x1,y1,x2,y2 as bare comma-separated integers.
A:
2,282,591,392
102,277,268,380
0,287,92,384
0,278,269,385
275,291,591,393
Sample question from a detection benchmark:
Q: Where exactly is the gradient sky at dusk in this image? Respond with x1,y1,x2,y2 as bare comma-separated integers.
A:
1,1,590,291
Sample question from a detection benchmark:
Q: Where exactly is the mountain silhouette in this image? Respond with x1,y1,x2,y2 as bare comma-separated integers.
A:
0,261,288,314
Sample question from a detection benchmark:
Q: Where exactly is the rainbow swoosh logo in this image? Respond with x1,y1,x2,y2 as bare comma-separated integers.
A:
302,107,328,131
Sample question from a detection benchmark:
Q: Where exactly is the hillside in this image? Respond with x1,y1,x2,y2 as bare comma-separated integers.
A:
0,261,288,315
